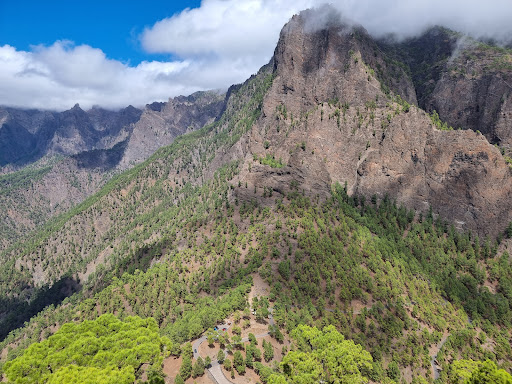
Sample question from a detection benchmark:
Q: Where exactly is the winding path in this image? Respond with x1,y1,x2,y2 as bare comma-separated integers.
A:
429,313,473,380
192,303,374,383
192,322,232,384
193,311,275,384
430,333,449,380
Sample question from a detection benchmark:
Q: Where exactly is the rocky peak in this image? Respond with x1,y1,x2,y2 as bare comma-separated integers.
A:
271,8,416,117
378,26,458,108
117,91,225,169
378,27,512,148
146,101,166,112
232,7,512,238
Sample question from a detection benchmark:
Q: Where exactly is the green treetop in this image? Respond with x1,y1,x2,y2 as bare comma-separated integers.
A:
4,314,162,384
449,359,512,384
267,325,373,384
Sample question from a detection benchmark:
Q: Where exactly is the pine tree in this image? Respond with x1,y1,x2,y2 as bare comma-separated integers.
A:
234,350,245,374
217,349,225,363
174,373,184,384
179,356,192,380
192,356,205,377
224,358,232,371
245,347,254,369
263,340,274,362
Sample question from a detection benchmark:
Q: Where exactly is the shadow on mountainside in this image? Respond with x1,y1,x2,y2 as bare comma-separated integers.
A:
0,276,81,340
72,139,128,171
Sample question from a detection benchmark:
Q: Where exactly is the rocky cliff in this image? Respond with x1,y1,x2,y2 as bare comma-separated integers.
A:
118,91,225,169
0,91,225,250
0,104,142,167
2,9,512,381
231,10,512,238
380,27,512,148
0,91,225,170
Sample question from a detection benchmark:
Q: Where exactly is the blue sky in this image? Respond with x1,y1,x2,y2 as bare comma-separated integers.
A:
0,0,510,111
0,0,313,110
0,1,200,64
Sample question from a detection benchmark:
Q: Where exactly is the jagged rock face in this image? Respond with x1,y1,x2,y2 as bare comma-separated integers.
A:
234,10,512,237
271,10,416,113
118,91,225,169
0,92,224,249
355,110,512,235
426,49,512,146
0,105,142,167
0,118,38,166
0,91,225,170
380,27,458,108
382,27,512,147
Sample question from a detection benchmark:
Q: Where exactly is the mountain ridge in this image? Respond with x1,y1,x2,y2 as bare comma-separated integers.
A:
227,11,512,237
0,91,225,251
1,8,512,384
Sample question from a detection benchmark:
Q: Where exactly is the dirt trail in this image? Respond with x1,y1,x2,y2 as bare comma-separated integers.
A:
430,331,449,380
193,309,275,384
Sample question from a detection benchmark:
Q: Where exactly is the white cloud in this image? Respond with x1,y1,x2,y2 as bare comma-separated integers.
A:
142,0,512,55
141,0,314,59
2,0,512,111
1,0,315,111
0,42,198,111
329,0,512,42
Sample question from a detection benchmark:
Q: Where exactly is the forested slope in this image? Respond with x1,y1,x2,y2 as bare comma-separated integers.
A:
1,8,512,384
0,65,274,342
2,168,511,382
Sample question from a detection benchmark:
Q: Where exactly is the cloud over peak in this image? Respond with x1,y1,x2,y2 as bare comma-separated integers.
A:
141,0,312,59
0,42,196,111
2,0,512,111
336,0,512,43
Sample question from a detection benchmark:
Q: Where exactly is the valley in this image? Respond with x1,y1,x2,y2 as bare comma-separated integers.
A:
1,6,512,384
0,91,224,251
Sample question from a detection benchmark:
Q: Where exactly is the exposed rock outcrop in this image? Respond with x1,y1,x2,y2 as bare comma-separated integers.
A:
118,91,225,169
0,91,225,170
0,104,142,167
380,27,512,147
233,9,512,237
0,92,225,250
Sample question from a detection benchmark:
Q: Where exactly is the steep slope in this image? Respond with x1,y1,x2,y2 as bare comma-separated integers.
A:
0,67,273,341
380,27,512,147
1,7,512,384
0,91,225,169
0,92,224,251
0,104,142,167
0,156,116,251
118,91,225,169
231,10,512,237
426,41,512,147
6,182,507,383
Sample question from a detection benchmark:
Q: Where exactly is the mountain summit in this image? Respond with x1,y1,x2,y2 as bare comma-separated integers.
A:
1,7,512,384
227,9,512,237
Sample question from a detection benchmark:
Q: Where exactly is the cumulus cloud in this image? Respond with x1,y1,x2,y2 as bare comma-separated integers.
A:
141,0,314,59
2,0,512,111
0,42,198,111
1,0,316,111
142,0,512,54
329,0,512,42
140,0,512,100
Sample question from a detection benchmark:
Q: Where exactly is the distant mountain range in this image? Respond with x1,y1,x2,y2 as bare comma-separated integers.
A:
0,91,225,169
0,91,225,250
1,7,512,383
